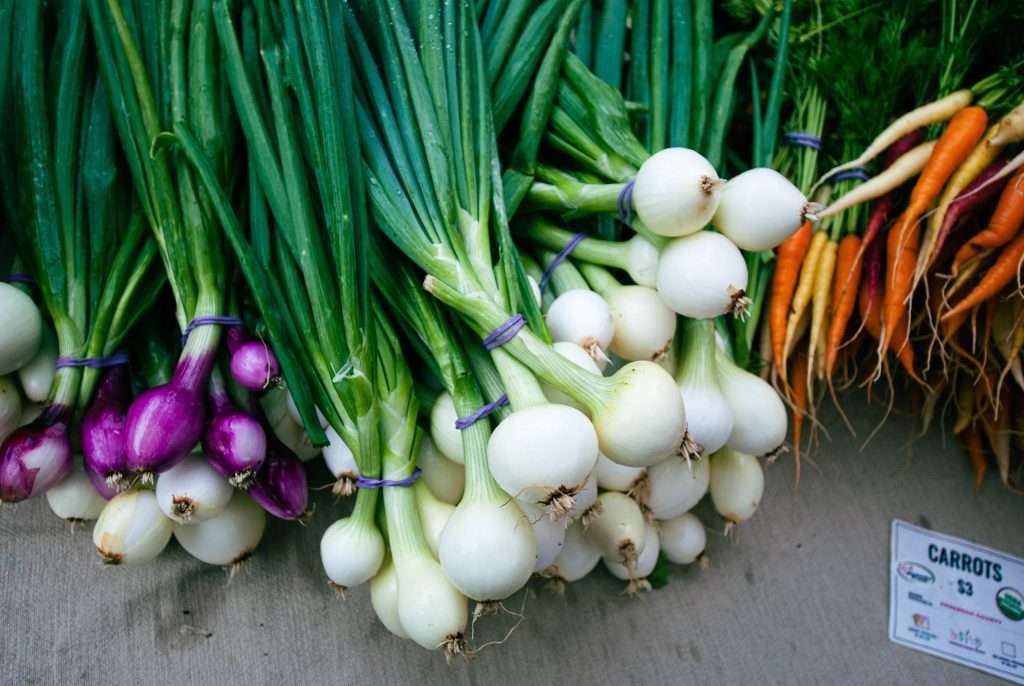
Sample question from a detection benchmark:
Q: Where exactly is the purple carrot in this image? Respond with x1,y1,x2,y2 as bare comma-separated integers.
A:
929,157,1011,267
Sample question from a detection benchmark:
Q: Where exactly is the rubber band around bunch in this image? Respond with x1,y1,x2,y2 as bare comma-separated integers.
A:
4,273,33,284
356,468,422,489
782,131,822,151
455,394,509,430
538,232,587,292
482,314,525,351
55,352,130,369
832,168,869,182
617,179,636,226
180,315,243,346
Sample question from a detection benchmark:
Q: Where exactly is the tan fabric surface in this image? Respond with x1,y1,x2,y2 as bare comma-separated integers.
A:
1,393,1020,685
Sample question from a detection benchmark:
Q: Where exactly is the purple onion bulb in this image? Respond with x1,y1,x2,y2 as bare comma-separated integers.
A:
81,367,131,491
230,341,280,392
85,464,119,500
0,422,72,502
124,383,205,481
248,445,308,520
204,410,267,489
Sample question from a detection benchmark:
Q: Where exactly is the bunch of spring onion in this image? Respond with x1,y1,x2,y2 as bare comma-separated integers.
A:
755,0,1024,493
74,0,316,567
0,2,163,511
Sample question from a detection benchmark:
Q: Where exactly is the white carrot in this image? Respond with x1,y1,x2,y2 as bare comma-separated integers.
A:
807,141,936,222
990,98,1024,147
810,90,972,196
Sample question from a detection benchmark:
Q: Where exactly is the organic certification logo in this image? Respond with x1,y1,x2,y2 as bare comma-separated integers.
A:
996,587,1023,622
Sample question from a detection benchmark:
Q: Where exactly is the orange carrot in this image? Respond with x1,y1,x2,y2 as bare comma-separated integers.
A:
789,350,809,491
826,234,864,379
952,167,1024,272
771,221,813,374
890,310,919,381
942,229,1024,322
882,107,989,356
962,426,987,493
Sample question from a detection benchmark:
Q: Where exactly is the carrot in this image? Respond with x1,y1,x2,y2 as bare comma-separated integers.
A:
859,238,885,342
962,426,987,493
812,89,973,195
928,158,1010,269
889,310,919,381
783,230,828,368
770,221,812,373
916,124,1008,281
807,238,838,382
942,229,1024,322
789,350,809,491
826,234,864,379
989,97,1024,147
810,141,936,222
881,107,989,358
952,167,1024,272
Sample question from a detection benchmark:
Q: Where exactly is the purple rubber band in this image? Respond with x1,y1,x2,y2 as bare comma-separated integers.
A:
539,232,586,292
181,315,243,346
55,352,130,369
832,168,869,182
617,179,636,226
454,394,509,430
482,314,525,350
782,131,822,151
4,273,33,284
356,467,422,489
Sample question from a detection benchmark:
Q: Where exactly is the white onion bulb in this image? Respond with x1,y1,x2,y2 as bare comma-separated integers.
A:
415,482,455,557
604,523,660,585
17,329,56,403
322,425,360,496
394,553,468,654
93,489,173,565
717,352,787,455
546,289,614,364
0,374,22,442
439,496,535,601
155,454,233,524
657,231,748,319
709,447,764,523
566,471,599,523
623,235,660,287
646,456,710,520
46,464,106,522
547,520,602,584
320,516,385,590
606,286,677,361
713,168,808,250
0,283,42,375
521,502,567,573
659,512,706,564
429,392,464,465
586,492,646,566
415,435,464,505
370,556,409,639
595,453,646,493
173,492,267,566
488,404,598,519
260,387,320,461
631,148,722,237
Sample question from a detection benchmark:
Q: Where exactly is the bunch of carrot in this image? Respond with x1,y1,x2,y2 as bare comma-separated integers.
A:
767,90,1024,493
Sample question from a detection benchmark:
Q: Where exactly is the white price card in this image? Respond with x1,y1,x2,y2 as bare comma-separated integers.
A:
890,520,1024,683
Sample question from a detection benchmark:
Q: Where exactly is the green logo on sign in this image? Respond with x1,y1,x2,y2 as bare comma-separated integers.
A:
996,587,1024,622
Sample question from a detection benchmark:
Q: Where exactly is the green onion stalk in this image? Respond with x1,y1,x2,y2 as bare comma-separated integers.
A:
350,0,686,471
87,0,236,480
0,2,163,503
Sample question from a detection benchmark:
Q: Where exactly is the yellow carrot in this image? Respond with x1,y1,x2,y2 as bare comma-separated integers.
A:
807,239,838,383
782,231,828,371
